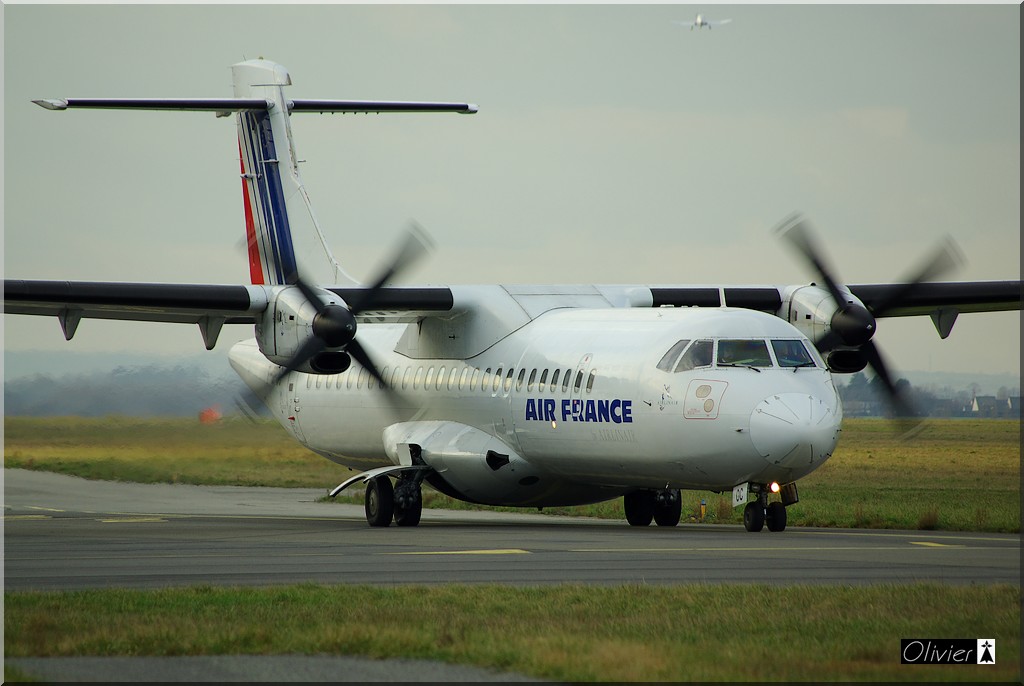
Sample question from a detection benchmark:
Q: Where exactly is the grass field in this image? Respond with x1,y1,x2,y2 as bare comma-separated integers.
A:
4,584,1020,682
4,416,1020,532
4,416,1020,681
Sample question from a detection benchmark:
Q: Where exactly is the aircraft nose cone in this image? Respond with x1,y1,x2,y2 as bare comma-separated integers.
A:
749,394,839,468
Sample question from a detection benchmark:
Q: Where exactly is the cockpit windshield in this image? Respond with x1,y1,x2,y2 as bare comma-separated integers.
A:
658,337,818,371
771,339,816,367
674,340,713,372
717,340,773,367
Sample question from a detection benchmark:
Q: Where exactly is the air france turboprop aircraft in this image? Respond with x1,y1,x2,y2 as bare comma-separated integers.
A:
7,59,1021,532
672,13,732,30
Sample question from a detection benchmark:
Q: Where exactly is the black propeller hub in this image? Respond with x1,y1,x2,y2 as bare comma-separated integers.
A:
831,304,876,347
312,305,357,348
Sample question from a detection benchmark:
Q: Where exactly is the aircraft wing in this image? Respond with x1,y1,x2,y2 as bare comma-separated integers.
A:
847,281,1022,317
708,19,733,26
3,280,456,349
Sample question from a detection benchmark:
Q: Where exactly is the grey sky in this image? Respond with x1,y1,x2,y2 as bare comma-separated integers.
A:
3,3,1020,378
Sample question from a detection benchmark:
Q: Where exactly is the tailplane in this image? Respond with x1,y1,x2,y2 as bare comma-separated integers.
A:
34,58,477,288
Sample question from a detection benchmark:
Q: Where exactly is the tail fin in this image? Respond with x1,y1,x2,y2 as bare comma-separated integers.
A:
232,60,348,287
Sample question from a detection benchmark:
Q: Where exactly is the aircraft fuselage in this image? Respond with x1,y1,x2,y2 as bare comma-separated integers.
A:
230,306,842,508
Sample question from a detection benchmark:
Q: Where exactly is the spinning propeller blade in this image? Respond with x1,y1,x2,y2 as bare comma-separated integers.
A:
776,213,962,432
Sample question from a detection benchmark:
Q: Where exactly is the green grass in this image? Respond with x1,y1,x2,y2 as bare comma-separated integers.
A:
4,583,1019,682
4,417,1020,531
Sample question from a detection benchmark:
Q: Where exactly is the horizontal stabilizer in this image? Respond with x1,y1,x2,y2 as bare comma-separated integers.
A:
33,98,273,112
34,98,478,115
289,99,477,114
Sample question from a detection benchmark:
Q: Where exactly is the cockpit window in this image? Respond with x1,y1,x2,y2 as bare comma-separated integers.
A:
674,340,713,372
771,339,817,368
717,340,773,367
657,339,691,372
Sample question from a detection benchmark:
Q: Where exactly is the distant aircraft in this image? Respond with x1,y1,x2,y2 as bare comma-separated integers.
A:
673,13,732,30
8,60,1021,533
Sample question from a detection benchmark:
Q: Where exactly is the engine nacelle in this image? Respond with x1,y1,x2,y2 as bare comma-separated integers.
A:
383,421,545,505
255,286,352,374
779,284,874,373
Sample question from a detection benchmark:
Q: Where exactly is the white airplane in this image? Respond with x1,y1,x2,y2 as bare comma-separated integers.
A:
673,13,732,30
8,59,1021,533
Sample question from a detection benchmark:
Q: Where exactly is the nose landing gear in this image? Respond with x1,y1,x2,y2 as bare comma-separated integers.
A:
742,482,795,532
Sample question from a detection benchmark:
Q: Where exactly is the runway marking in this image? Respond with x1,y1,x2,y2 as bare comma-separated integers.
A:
791,529,1016,544
4,515,52,521
98,517,168,524
910,541,965,548
569,545,977,553
27,506,65,512
387,549,531,556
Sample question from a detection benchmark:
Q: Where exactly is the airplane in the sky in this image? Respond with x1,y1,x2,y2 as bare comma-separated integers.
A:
7,59,1021,533
672,13,732,30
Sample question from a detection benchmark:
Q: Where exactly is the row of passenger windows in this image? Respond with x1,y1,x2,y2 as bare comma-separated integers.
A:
656,338,817,373
306,363,599,396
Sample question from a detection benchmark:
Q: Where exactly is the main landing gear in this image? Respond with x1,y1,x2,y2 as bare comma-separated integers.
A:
364,474,424,527
624,489,682,527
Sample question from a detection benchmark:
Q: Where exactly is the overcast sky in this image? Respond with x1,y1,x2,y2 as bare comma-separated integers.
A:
3,3,1020,379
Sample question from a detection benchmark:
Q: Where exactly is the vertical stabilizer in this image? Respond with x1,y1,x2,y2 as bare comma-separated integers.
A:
233,59,351,286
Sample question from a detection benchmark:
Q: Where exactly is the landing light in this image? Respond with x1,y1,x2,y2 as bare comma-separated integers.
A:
770,481,781,494
551,421,557,429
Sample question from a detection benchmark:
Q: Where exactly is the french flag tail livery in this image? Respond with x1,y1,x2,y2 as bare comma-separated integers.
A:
232,60,348,287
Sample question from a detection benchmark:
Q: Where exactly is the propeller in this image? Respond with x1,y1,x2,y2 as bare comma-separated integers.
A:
775,213,963,430
270,222,433,390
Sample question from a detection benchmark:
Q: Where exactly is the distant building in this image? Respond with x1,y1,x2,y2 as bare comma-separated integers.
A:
971,395,1017,418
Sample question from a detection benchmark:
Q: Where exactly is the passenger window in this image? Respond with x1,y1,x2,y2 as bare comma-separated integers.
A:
492,367,503,393
573,370,583,392
482,368,492,392
538,369,548,391
657,339,691,372
674,340,713,372
380,367,389,389
436,366,445,390
516,368,526,391
459,367,469,391
586,369,597,393
504,368,514,394
771,339,816,368
414,366,424,390
718,340,773,367
448,367,458,391
425,367,435,389
391,367,402,389
527,369,537,391
402,367,411,390
561,369,572,393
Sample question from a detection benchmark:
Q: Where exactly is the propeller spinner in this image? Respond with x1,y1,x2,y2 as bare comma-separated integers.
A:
269,222,433,389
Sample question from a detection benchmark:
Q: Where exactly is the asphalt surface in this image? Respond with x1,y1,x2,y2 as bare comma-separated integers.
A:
5,468,1020,682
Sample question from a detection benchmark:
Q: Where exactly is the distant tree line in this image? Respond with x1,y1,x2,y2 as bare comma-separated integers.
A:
835,372,1021,419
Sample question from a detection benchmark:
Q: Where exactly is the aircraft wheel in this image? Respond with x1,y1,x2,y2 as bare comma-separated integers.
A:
624,491,655,526
394,479,423,527
743,502,765,532
365,477,394,527
766,501,787,532
653,489,682,527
